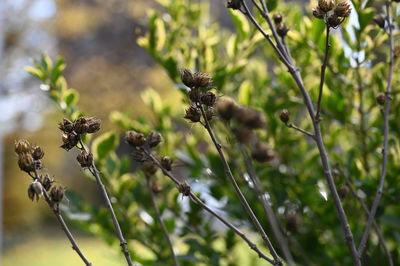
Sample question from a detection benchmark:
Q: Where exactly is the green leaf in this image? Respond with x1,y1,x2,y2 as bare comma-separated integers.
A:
229,10,250,41
51,57,66,83
24,66,45,81
238,80,252,106
267,0,278,11
64,89,79,107
92,131,119,161
141,88,162,113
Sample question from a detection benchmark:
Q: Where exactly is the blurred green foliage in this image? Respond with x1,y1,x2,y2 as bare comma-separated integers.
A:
24,0,400,265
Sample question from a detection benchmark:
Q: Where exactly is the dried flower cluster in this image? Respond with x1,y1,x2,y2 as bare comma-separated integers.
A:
313,1,351,28
59,117,101,151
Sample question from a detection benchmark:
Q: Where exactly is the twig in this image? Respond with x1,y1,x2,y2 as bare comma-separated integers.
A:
315,25,331,121
237,143,295,265
287,124,315,139
145,176,179,266
358,1,394,258
197,103,282,265
78,138,133,266
141,149,275,264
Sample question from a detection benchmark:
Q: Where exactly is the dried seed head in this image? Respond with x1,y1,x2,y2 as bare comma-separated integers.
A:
38,174,54,191
327,14,342,28
373,15,385,29
217,99,238,121
279,109,290,124
73,117,89,134
58,118,74,133
338,185,349,199
181,68,196,88
125,131,146,147
151,182,163,194
318,0,334,12
272,13,283,24
286,213,301,232
15,139,31,154
235,108,266,129
86,117,101,134
178,182,191,196
76,151,93,168
251,142,274,162
312,6,325,19
184,106,201,123
147,131,162,148
31,146,44,160
161,156,173,171
276,23,289,37
193,72,213,88
18,153,35,173
334,2,351,17
142,161,158,176
232,127,254,144
50,186,65,203
188,88,201,103
227,0,241,10
132,150,145,162
28,180,44,201
200,91,217,106
376,93,386,105
60,133,79,151
205,107,214,121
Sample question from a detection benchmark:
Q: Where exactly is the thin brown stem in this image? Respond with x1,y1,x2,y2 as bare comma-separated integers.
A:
78,139,133,266
141,149,275,264
197,103,282,265
287,124,315,139
358,1,394,258
315,25,331,121
145,176,179,266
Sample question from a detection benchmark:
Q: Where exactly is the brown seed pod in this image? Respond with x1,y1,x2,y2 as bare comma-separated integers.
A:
60,133,79,151
142,161,158,176
327,14,342,28
31,146,44,160
318,0,334,13
50,186,65,203
76,151,94,168
178,182,191,196
279,109,290,124
125,131,146,147
38,174,54,191
28,180,44,201
184,106,201,123
272,13,283,24
338,185,349,199
251,142,274,162
86,117,101,134
200,91,217,106
227,0,241,10
188,88,202,103
235,107,266,129
193,72,213,88
181,68,195,88
217,99,238,121
15,139,31,154
18,153,35,173
334,1,351,18
313,6,325,19
58,118,74,133
286,213,301,232
376,93,386,105
161,156,173,171
73,117,89,134
276,23,289,37
147,132,162,148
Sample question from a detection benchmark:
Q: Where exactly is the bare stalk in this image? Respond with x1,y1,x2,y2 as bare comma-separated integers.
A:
145,176,179,266
197,103,282,265
237,143,294,265
358,1,394,258
141,149,275,264
238,2,360,265
287,123,315,139
78,139,133,266
315,25,331,121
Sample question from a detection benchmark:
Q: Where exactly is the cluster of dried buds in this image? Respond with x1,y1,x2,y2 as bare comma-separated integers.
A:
58,117,101,151
15,139,65,205
217,99,275,162
181,69,216,123
226,0,241,10
313,1,351,28
273,13,289,38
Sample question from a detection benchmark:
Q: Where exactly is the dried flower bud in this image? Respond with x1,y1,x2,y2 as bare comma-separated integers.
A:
18,153,35,172
394,46,400,59
38,174,54,191
286,213,301,232
28,180,44,201
15,139,31,154
181,69,195,88
334,2,351,17
338,185,349,199
205,107,214,121
217,99,238,121
232,127,254,144
58,118,74,133
235,108,266,129
50,186,65,203
60,133,79,151
184,106,201,123
31,146,44,160
147,131,162,148
161,156,173,171
86,117,101,133
318,0,334,12
142,161,158,176
276,23,289,37
376,93,386,105
227,0,241,10
279,109,290,124
272,13,283,24
373,16,385,29
188,88,201,102
251,142,274,162
132,150,145,162
125,131,146,147
151,182,163,194
193,72,213,88
73,117,89,134
200,91,217,106
178,182,191,196
312,6,325,19
76,151,93,168
327,14,342,28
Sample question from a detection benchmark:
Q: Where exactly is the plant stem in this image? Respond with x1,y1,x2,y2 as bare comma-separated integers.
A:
196,103,282,265
78,139,133,266
238,143,294,265
141,149,275,264
315,25,331,121
358,1,394,258
287,124,315,139
238,3,360,265
145,176,179,266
